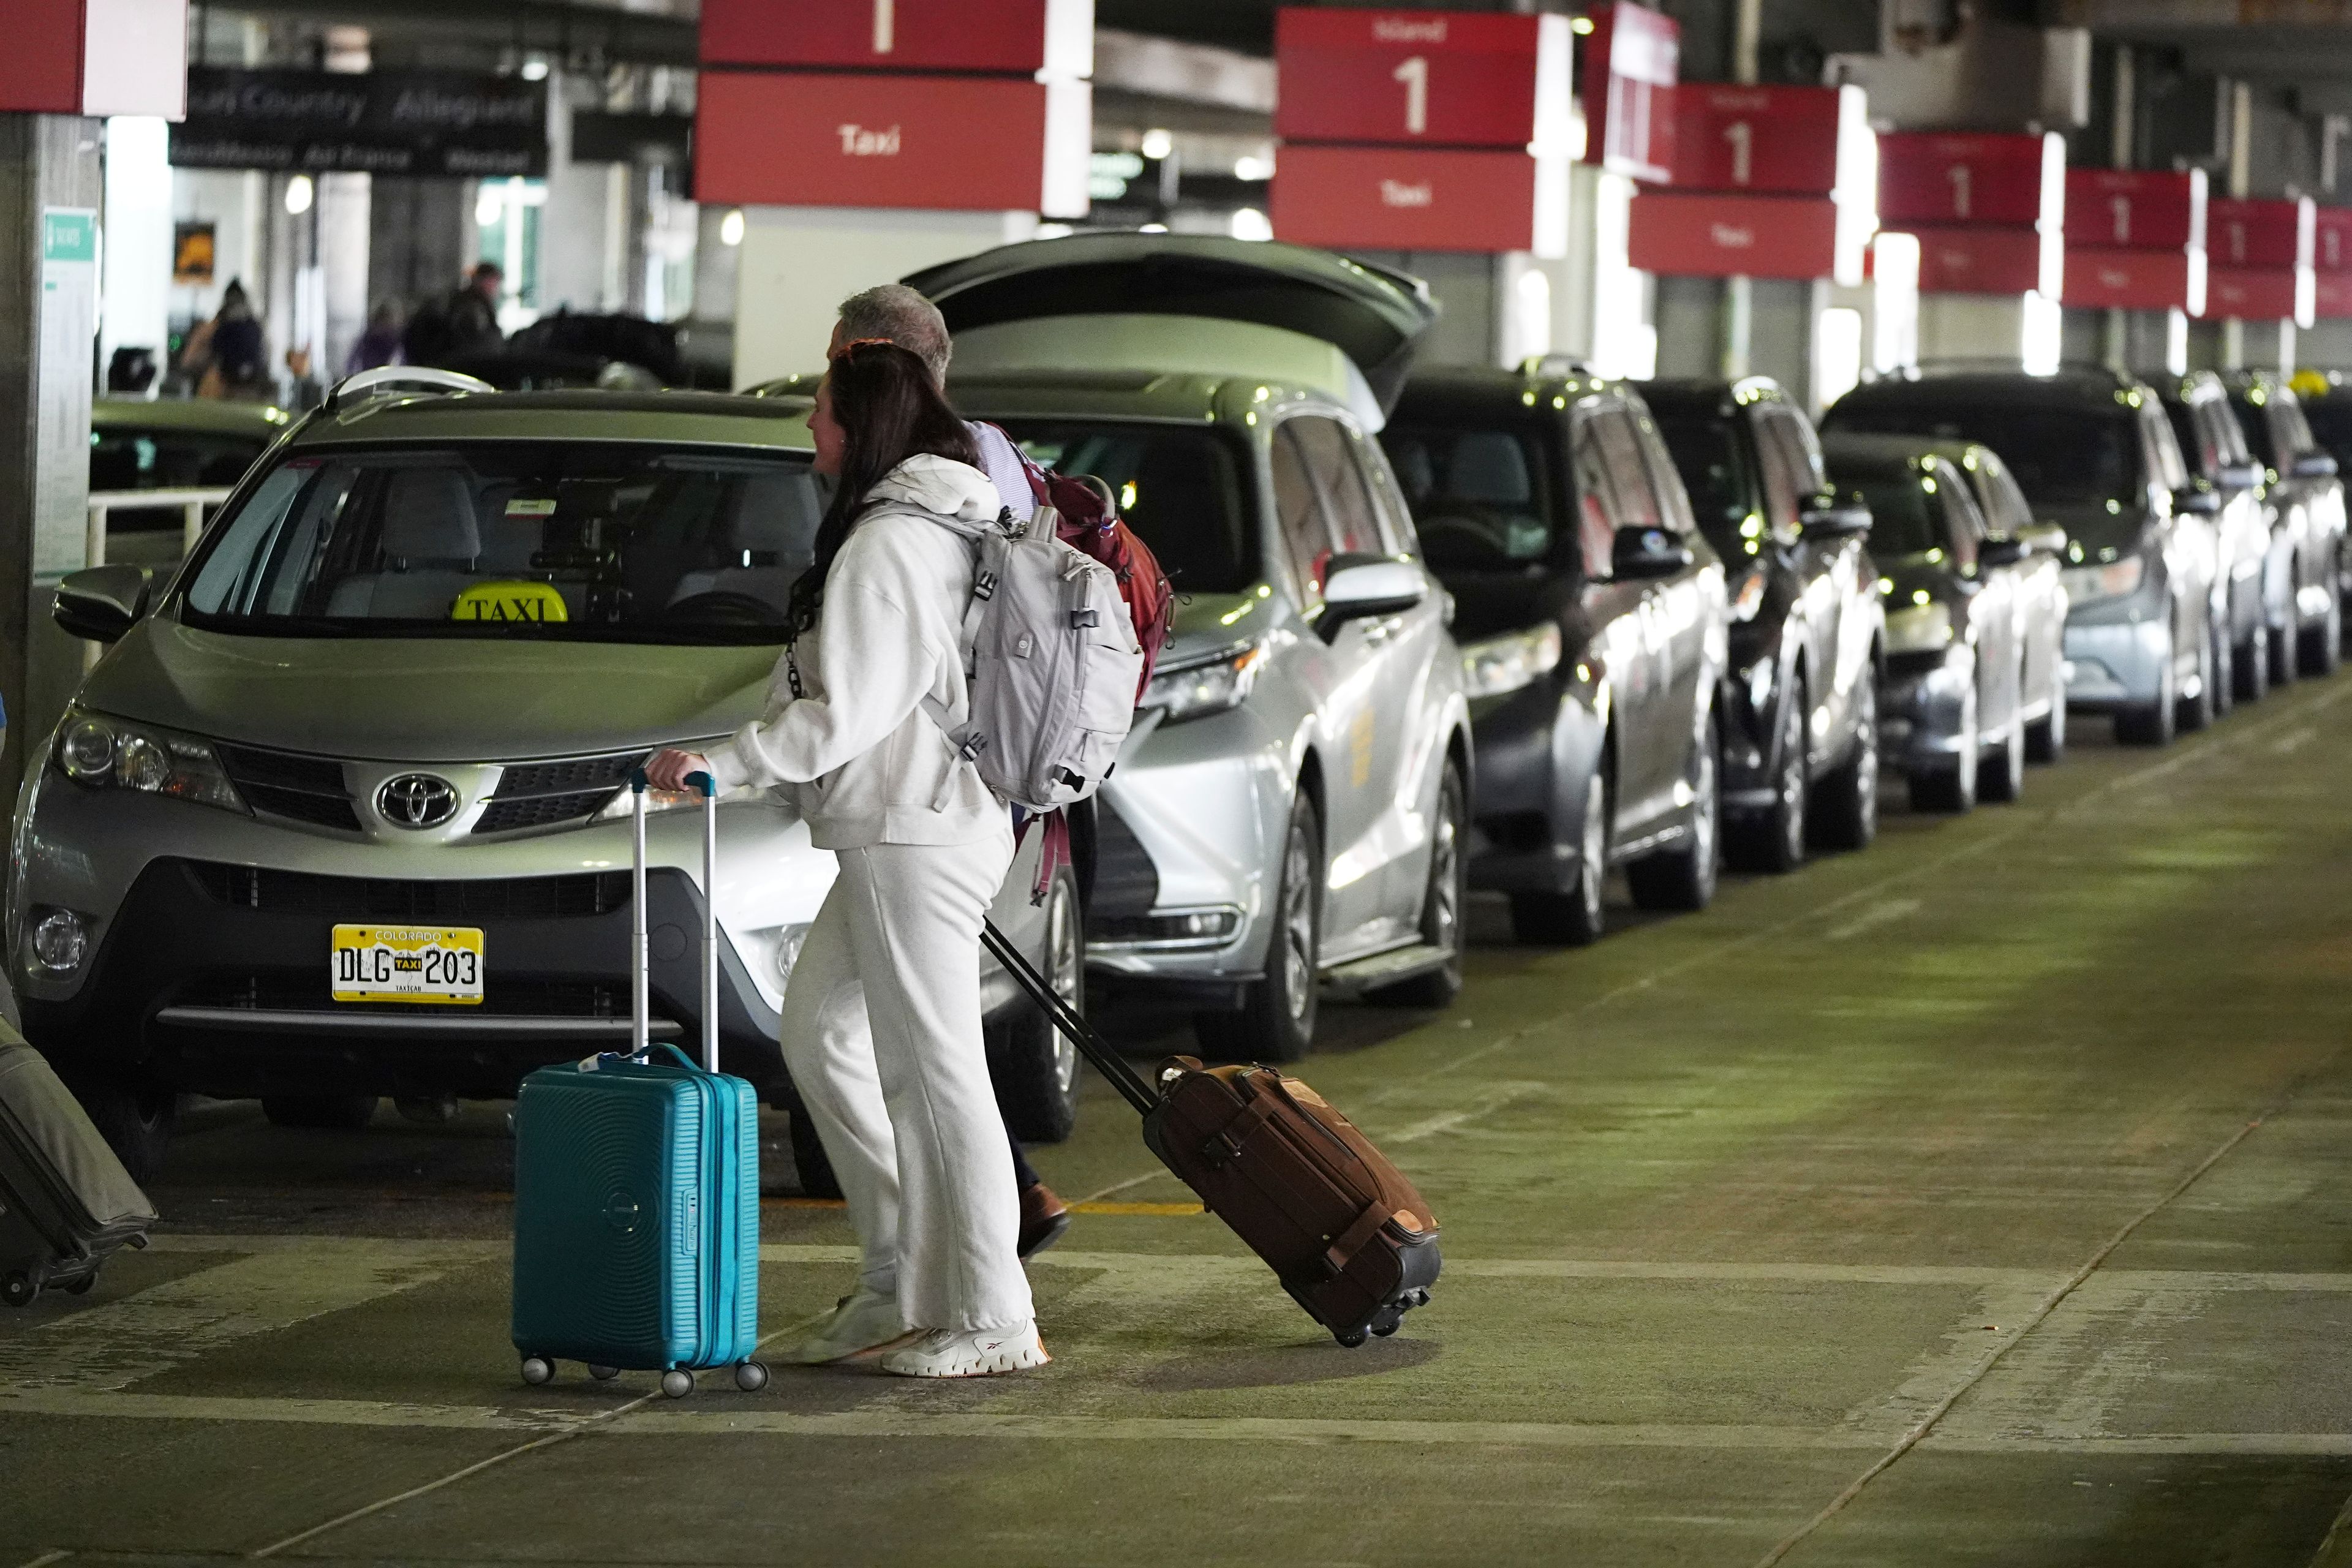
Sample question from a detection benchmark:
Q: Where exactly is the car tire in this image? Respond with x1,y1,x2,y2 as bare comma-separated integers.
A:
2115,627,2179,747
2235,627,2269,703
64,1067,176,1186
1626,715,1721,913
1980,665,2028,803
1510,764,1610,947
261,1094,379,1131
2177,622,2217,733
2271,617,2300,688
1810,676,1878,853
2301,592,2343,677
1731,679,1807,875
1369,759,1467,1009
1194,788,1321,1064
987,864,1084,1144
1908,676,1978,812
788,1109,842,1200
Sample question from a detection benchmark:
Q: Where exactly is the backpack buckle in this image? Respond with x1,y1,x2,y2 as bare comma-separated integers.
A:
1069,608,1099,629
973,570,998,601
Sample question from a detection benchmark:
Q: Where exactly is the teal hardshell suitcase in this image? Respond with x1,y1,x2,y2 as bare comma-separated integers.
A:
510,772,766,1396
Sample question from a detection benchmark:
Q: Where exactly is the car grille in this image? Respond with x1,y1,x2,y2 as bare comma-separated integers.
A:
474,750,644,835
216,744,361,832
1089,799,1159,921
176,971,626,1017
183,861,631,920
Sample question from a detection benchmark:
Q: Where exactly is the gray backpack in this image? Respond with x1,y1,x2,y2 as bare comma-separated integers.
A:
918,505,1144,813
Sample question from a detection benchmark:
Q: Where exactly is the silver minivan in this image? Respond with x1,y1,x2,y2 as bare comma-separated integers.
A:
905,236,1475,1063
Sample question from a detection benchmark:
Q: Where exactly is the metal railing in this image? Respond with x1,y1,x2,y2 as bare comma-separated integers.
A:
85,488,232,569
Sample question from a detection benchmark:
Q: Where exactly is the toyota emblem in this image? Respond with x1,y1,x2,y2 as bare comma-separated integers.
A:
377,774,461,829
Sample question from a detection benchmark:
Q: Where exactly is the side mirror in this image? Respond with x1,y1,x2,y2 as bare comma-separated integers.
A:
2293,451,2340,480
2019,522,2069,556
1978,535,2032,568
1319,552,1426,641
54,565,152,644
2174,481,2223,516
2218,460,2264,490
1797,500,1872,539
1611,526,1695,580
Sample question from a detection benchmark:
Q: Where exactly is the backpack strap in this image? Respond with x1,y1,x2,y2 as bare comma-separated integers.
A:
910,503,1021,810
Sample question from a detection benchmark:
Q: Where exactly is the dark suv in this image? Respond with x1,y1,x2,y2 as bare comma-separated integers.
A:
1643,377,1883,872
1823,368,2222,745
1382,366,1729,947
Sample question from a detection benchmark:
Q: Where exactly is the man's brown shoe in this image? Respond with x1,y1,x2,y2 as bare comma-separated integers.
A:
1017,1182,1071,1261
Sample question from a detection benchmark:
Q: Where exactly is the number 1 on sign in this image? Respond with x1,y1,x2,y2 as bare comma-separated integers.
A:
1724,121,1752,186
1947,164,1972,219
2110,195,2132,245
1394,55,1428,136
873,0,894,53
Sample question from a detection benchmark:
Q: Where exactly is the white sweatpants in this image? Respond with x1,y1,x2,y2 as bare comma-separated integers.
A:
777,820,1032,1332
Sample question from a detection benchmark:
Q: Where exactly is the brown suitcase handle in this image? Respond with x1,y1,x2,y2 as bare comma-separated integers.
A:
982,918,1160,1116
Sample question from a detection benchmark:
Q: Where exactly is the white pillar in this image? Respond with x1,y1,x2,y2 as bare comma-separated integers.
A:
99,116,173,388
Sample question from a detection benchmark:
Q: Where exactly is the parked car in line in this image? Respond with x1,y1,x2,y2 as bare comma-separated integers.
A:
2148,370,2275,705
19,371,1080,1183
1375,364,1729,946
1823,366,2222,745
2220,371,2345,676
1821,434,2068,811
88,398,287,569
1643,376,1883,872
902,234,1474,1063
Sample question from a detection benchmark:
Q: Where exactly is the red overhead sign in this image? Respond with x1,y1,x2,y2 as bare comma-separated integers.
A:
1629,192,1841,281
696,70,1087,214
2204,264,2314,326
0,0,188,117
1878,132,2062,228
1907,226,2057,297
2062,248,2204,314
699,0,1088,75
2314,270,2352,319
2206,197,2313,270
1274,9,1570,152
1580,2,1679,184
1270,143,1566,255
1669,83,1851,195
2066,169,2204,252
2316,207,2352,274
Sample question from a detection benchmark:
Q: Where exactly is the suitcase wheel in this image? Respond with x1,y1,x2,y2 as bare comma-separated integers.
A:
733,1360,770,1393
2,1271,37,1308
1333,1328,1368,1349
660,1369,695,1398
64,1274,94,1297
519,1357,555,1386
587,1365,620,1382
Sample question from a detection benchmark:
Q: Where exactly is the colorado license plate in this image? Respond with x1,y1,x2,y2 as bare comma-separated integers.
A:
330,925,484,1005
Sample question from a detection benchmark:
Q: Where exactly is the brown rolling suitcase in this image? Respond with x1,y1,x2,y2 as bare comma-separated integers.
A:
983,922,1439,1346
0,1037,157,1306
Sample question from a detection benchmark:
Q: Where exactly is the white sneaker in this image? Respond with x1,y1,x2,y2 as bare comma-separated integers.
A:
780,1286,916,1365
880,1321,1051,1379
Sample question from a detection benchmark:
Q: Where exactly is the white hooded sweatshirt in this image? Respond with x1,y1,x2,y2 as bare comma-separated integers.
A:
703,453,1002,850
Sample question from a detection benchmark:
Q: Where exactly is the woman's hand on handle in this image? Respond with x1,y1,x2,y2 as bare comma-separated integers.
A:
644,748,710,793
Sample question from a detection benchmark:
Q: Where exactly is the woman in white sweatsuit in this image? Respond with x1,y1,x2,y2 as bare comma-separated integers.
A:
647,340,1043,1379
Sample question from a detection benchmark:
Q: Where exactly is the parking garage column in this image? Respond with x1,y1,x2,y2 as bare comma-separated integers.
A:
696,0,1093,386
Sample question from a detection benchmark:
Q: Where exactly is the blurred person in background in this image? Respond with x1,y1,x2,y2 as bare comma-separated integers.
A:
345,298,408,375
185,280,272,402
405,262,505,367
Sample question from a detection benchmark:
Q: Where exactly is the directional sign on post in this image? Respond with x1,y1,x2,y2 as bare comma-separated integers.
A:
1275,9,1570,152
2315,207,2352,276
2206,265,2313,326
1270,144,1567,255
2062,249,2206,314
1580,2,1679,184
2205,198,2313,271
699,0,1090,77
1670,83,1861,195
1878,131,2063,230
2065,169,2204,253
1629,192,1842,281
1908,227,2060,298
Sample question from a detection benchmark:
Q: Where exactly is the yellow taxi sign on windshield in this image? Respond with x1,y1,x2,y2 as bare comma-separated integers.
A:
451,581,568,624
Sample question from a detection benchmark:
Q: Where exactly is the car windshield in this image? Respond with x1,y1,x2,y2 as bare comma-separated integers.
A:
2300,399,2352,465
1379,421,1556,571
181,442,824,643
1648,412,1752,560
1825,402,2138,508
1830,469,1943,557
1002,423,1255,594
2234,393,2315,469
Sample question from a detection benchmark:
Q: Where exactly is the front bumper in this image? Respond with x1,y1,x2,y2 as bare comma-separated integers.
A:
1877,648,1972,775
2060,614,2170,710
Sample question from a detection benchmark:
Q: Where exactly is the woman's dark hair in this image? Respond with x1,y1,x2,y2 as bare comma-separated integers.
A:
785,339,979,638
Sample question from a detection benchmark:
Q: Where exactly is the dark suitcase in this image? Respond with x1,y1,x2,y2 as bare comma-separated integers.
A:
0,1037,157,1306
982,922,1439,1346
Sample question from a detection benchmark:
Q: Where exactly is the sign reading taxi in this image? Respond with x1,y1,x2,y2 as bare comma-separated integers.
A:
1270,143,1567,256
332,925,484,1005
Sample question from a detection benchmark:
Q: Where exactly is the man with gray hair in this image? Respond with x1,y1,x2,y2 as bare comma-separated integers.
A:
821,282,1070,1262
830,285,1036,516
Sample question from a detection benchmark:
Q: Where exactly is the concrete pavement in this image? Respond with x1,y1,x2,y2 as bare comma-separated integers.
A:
6,676,2352,1565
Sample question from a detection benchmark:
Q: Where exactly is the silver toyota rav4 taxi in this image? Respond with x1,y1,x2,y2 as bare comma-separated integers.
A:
15,373,1078,1183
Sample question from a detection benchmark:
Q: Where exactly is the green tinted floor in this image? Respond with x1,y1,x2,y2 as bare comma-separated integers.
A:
9,677,2352,1566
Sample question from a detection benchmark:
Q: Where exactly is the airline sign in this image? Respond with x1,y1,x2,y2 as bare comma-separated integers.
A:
1274,9,1572,153
1269,143,1568,256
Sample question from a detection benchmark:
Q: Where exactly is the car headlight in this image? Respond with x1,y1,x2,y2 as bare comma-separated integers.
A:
1458,622,1563,699
1884,601,1954,654
1730,570,1768,624
51,710,246,814
1145,639,1267,723
2060,556,2146,605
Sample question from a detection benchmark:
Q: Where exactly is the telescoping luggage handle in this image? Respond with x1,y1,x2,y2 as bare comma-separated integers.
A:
629,769,722,1074
979,918,1158,1117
